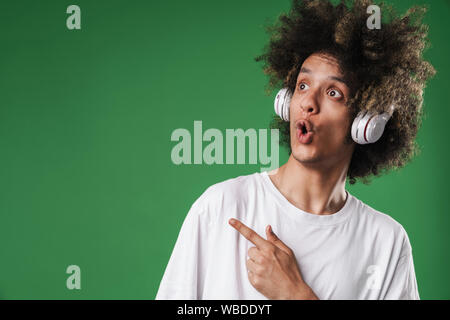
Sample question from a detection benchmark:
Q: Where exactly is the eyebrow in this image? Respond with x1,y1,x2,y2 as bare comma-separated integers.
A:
299,67,348,86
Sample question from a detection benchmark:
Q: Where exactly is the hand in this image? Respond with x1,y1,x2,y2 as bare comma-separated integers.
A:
228,218,319,300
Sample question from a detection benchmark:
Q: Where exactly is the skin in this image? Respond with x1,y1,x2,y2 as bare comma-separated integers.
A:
229,52,356,300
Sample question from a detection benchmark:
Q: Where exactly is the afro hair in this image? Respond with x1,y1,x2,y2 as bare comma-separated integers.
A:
255,0,436,184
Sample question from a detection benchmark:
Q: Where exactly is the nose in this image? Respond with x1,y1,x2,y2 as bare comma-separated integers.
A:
299,90,319,115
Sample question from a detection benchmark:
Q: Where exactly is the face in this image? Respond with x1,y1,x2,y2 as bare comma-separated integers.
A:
289,53,355,167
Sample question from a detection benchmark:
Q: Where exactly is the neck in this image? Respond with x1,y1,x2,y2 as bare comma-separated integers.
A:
267,154,351,215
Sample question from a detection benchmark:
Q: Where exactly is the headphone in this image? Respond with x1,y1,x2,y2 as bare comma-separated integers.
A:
274,88,395,145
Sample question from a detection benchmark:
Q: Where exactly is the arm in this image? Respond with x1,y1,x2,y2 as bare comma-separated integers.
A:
383,227,420,300
156,206,210,299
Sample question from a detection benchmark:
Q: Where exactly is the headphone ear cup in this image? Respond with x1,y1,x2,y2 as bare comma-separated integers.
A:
357,112,376,144
352,111,391,144
274,88,291,121
351,110,367,144
274,89,282,119
365,112,390,143
283,91,291,121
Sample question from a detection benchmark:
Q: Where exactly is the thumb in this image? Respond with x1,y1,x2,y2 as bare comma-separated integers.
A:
265,225,293,256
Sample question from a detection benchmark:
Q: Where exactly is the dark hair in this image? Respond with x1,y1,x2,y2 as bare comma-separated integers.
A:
255,0,436,184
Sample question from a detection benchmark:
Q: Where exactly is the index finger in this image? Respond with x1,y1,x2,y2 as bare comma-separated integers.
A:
229,218,272,250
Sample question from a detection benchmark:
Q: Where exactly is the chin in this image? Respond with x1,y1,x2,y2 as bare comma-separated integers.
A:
291,146,322,164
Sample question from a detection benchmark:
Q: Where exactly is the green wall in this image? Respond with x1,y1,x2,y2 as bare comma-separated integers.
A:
0,0,448,299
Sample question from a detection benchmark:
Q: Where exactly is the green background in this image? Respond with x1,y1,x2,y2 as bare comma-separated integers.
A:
0,0,448,299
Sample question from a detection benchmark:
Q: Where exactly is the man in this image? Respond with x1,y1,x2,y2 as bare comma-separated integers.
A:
156,0,434,300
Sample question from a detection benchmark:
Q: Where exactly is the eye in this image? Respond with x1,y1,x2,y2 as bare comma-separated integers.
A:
328,89,342,98
298,82,309,91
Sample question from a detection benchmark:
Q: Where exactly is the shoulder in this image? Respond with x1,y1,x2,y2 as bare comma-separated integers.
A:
194,171,261,209
187,171,261,221
353,196,404,231
351,194,411,255
207,171,261,197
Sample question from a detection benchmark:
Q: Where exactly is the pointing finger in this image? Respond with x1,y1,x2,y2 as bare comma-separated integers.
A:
229,218,272,251
266,225,293,256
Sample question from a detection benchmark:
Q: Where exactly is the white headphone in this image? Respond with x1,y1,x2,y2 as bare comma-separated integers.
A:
274,88,395,145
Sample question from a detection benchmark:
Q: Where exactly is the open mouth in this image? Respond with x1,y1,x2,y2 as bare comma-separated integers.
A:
300,124,308,134
296,120,314,144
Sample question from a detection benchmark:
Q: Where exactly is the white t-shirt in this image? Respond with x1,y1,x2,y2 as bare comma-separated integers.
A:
155,171,420,300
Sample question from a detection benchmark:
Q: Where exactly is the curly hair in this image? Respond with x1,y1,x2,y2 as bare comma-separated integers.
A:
254,0,436,185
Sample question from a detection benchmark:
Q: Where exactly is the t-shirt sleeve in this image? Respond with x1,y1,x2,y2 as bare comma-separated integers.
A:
155,195,213,300
383,228,420,300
